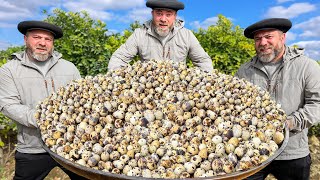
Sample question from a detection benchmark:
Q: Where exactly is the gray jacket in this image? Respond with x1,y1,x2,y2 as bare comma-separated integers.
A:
108,19,213,72
235,46,320,160
0,51,81,153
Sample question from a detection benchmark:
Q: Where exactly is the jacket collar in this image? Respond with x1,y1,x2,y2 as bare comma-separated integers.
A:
12,50,62,67
249,45,304,69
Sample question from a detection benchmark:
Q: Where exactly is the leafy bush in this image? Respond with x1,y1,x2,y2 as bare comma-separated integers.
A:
44,9,111,76
0,47,23,146
0,114,16,147
309,124,320,136
0,10,320,145
309,62,320,135
0,46,24,66
193,15,255,75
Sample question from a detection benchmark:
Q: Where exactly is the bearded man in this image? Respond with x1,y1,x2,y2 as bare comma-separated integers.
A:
0,21,86,179
108,0,213,72
236,18,320,180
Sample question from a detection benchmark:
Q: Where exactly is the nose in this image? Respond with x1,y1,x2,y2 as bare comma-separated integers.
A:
259,37,268,46
38,38,46,46
159,15,167,22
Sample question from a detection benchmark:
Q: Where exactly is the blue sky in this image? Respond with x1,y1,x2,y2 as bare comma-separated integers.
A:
0,0,320,60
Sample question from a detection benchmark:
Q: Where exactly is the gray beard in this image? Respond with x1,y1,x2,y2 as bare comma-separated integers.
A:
27,47,53,62
257,45,283,63
155,26,171,37
258,52,276,63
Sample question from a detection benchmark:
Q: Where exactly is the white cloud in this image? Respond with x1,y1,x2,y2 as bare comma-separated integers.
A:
0,22,17,28
285,31,297,42
0,0,61,24
0,11,32,21
0,40,13,50
126,8,151,23
63,0,145,11
190,16,219,30
62,0,147,23
0,1,31,21
105,29,119,36
82,9,114,21
294,16,320,38
0,0,58,11
264,3,316,18
290,41,320,60
276,0,294,4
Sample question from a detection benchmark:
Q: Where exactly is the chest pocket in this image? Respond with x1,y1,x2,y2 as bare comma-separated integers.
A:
172,40,188,62
139,37,162,61
14,76,47,108
277,78,304,113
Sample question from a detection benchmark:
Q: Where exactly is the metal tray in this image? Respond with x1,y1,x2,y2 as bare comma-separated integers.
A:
41,127,289,180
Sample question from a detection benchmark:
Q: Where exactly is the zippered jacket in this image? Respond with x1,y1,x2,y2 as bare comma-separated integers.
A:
0,51,81,153
235,46,320,160
108,19,213,72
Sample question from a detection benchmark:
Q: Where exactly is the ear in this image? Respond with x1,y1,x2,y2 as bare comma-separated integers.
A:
282,33,286,43
24,35,27,44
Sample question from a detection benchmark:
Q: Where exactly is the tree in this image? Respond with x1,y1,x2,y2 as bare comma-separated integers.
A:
0,46,24,66
0,47,23,149
44,9,111,76
105,21,142,65
193,14,255,75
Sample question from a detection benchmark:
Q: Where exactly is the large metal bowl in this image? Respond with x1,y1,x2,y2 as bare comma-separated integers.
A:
41,127,289,180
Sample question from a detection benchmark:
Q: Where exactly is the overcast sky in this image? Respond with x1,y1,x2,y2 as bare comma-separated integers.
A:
0,0,319,60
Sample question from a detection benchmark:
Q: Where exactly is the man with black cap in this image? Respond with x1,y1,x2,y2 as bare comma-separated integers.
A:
108,0,213,72
0,21,86,179
236,18,320,179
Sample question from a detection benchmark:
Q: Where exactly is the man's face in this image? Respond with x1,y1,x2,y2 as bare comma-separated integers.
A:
253,29,285,63
152,9,177,37
24,29,54,62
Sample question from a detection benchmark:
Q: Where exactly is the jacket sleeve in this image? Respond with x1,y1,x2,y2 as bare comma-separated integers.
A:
108,30,140,71
187,31,213,72
0,65,38,128
73,64,81,79
291,60,320,131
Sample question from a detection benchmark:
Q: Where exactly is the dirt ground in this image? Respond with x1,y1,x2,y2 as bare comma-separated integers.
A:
1,136,320,180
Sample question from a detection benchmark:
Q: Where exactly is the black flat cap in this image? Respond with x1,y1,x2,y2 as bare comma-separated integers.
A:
18,20,63,39
244,18,292,39
146,0,184,11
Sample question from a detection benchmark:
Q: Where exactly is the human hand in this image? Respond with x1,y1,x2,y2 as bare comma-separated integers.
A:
285,116,294,131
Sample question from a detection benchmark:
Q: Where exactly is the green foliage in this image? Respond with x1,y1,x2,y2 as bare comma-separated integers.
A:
0,47,22,146
1,10,320,144
0,114,16,147
105,21,142,65
44,9,111,76
309,124,320,136
309,62,320,135
193,14,255,75
0,46,24,66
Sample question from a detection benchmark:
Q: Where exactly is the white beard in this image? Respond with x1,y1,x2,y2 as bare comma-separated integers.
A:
26,46,53,62
258,52,276,63
155,26,171,37
257,44,283,63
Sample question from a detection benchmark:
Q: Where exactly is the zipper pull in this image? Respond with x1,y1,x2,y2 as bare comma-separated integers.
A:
51,77,55,92
44,80,48,89
267,79,271,92
163,46,165,58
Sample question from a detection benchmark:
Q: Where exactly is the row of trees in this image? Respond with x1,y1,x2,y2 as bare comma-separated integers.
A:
0,9,253,76
0,9,319,147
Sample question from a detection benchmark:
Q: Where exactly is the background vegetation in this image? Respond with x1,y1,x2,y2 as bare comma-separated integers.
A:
0,9,319,151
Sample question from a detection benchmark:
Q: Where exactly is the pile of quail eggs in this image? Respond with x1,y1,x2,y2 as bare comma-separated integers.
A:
35,60,286,178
